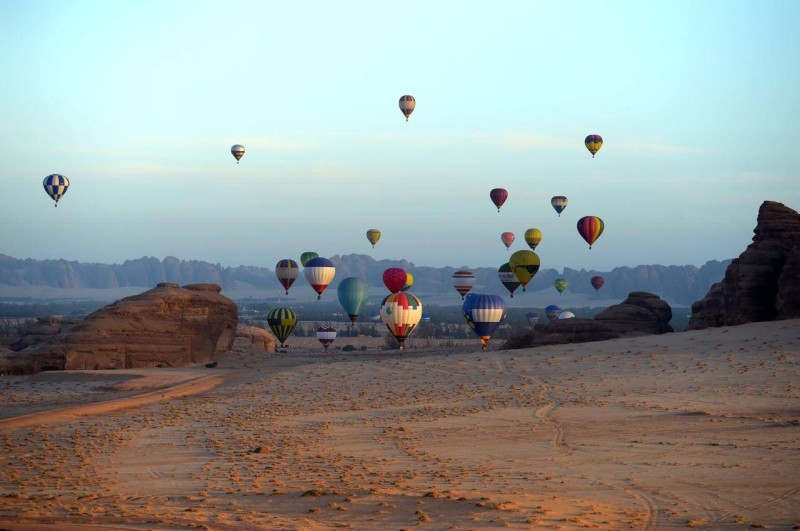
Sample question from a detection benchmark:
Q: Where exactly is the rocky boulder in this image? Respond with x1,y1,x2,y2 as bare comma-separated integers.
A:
595,291,673,336
0,284,238,375
236,326,277,352
501,318,618,350
689,201,800,329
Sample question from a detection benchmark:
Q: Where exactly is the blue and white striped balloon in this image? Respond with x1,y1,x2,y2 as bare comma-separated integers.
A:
462,293,507,351
43,174,69,207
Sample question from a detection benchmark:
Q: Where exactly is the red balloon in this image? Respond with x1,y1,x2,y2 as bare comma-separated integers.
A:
490,188,508,212
382,268,407,294
500,232,515,249
591,275,605,292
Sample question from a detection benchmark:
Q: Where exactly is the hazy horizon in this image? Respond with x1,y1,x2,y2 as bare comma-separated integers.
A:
1,1,798,271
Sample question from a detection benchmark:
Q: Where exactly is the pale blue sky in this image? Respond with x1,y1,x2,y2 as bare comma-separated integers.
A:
1,0,798,271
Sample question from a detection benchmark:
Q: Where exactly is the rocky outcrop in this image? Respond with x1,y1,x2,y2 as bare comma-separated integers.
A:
689,201,800,329
595,292,673,336
501,319,618,349
0,284,237,375
236,326,277,352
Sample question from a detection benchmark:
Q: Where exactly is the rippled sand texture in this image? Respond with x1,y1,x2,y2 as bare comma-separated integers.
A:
1,320,799,530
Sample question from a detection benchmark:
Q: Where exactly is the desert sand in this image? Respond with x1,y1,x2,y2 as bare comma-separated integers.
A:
1,320,799,530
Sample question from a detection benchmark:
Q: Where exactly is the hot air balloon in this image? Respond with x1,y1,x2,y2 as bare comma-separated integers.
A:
508,250,540,291
43,174,69,207
368,309,381,321
545,305,561,322
554,278,568,295
551,196,568,217
498,262,520,298
490,188,508,212
402,272,414,292
338,277,369,326
380,292,422,350
231,144,245,163
421,313,431,322
559,311,576,319
501,232,515,250
452,270,475,300
399,95,416,121
267,307,297,347
524,228,542,251
591,275,605,292
584,135,603,158
300,252,319,267
577,216,605,249
275,259,299,295
382,268,407,294
366,229,381,248
304,257,335,300
316,326,337,351
462,293,507,351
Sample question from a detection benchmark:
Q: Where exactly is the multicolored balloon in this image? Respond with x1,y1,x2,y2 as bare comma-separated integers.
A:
577,216,605,249
501,232,515,250
337,277,369,326
316,326,337,351
498,262,520,298
304,257,336,300
275,259,299,295
452,270,475,300
545,305,561,322
584,134,603,158
462,293,507,351
43,174,69,207
267,307,297,347
559,311,576,319
591,275,605,292
399,95,416,121
366,229,381,248
551,196,568,217
524,228,542,251
489,188,508,212
380,292,423,350
554,278,568,295
383,268,407,294
508,250,540,291
300,252,319,267
231,144,245,163
402,272,414,292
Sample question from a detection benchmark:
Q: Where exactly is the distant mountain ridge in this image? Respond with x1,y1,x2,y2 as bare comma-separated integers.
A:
0,253,730,306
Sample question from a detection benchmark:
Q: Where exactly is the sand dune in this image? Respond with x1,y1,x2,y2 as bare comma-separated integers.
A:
1,320,799,529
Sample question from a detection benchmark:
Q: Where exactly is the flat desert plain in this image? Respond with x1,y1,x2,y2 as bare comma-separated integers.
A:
1,320,799,530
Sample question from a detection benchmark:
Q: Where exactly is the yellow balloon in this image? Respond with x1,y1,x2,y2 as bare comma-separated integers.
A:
366,229,381,248
524,228,542,251
508,250,541,291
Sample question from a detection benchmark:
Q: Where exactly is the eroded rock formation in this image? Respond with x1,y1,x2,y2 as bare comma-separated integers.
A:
0,284,237,374
236,326,277,352
689,201,800,329
595,292,673,335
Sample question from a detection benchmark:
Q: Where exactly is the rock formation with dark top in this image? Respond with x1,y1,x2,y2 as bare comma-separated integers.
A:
689,201,800,329
501,319,619,350
0,284,237,374
236,326,277,352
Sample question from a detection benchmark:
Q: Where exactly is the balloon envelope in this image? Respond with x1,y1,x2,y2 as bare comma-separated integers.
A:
452,270,475,300
337,277,369,325
498,262,520,298
500,232,515,249
462,293,507,351
275,259,299,295
366,229,381,248
545,305,561,322
524,228,542,250
300,252,319,267
231,144,245,163
551,196,568,217
316,326,337,351
380,292,423,349
591,275,605,292
383,268,407,294
559,311,576,319
584,134,603,157
402,272,414,292
489,188,508,212
304,257,336,300
267,307,297,346
43,174,69,207
577,216,605,249
399,95,416,121
508,250,540,290
554,279,568,294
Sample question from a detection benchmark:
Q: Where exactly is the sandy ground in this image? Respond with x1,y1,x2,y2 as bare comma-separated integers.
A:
1,320,799,530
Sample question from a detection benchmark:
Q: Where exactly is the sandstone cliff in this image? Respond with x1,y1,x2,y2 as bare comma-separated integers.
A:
0,284,237,374
689,201,800,329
